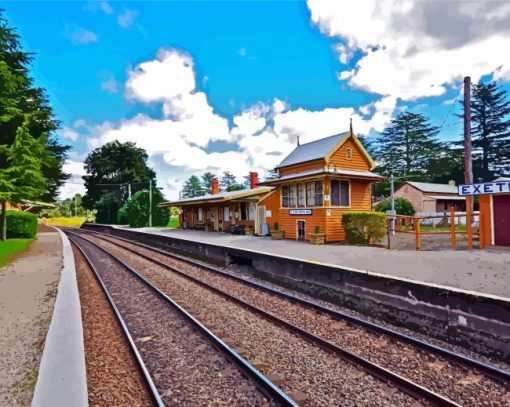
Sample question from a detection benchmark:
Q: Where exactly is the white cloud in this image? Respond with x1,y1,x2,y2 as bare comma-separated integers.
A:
59,160,86,199
79,48,395,200
57,127,79,142
307,0,510,100
84,1,114,14
100,77,119,93
67,27,98,45
118,9,139,29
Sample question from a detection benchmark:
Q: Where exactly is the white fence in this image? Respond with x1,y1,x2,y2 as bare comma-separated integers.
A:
416,211,479,226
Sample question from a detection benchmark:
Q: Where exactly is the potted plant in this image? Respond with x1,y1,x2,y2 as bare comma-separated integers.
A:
245,224,255,236
309,225,326,245
271,222,284,240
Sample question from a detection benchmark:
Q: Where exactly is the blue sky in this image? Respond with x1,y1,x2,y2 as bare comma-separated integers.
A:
4,1,510,198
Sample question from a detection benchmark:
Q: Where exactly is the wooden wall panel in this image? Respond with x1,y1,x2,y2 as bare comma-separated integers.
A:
328,137,371,171
279,208,327,241
259,190,280,229
278,160,325,176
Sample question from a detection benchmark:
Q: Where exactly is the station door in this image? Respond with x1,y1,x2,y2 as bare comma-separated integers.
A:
494,195,510,246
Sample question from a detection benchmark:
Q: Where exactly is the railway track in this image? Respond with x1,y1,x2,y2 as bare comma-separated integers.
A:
73,228,510,406
67,232,297,407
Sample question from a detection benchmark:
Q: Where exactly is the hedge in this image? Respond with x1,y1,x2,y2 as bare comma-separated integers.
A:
341,211,386,244
6,210,38,238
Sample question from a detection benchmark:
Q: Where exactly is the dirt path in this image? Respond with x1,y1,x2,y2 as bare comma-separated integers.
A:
0,227,62,407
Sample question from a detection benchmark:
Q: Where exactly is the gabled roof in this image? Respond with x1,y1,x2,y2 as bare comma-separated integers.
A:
277,132,350,168
159,186,273,207
406,181,458,194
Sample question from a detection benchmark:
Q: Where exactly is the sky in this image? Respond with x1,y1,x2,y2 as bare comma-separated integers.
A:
4,0,510,200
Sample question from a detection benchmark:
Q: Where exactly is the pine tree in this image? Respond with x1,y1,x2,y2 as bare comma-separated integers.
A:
201,171,216,191
470,81,510,181
0,118,47,239
181,175,205,198
0,11,70,202
373,112,443,180
220,171,237,190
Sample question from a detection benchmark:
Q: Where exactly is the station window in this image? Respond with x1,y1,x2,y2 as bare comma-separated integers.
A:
198,208,204,222
249,204,255,220
330,180,350,207
224,207,230,221
315,182,323,206
306,182,315,206
346,148,353,160
289,185,297,207
282,185,290,207
297,184,305,207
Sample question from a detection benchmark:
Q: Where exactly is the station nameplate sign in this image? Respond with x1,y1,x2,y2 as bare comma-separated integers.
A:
458,181,510,196
289,209,312,215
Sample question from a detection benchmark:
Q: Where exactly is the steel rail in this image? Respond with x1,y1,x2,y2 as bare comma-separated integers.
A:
67,234,165,407
66,230,299,407
75,229,460,407
80,227,510,386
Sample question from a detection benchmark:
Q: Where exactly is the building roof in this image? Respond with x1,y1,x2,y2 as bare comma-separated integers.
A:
260,167,384,184
493,177,510,182
406,181,458,194
159,186,273,207
277,132,350,168
424,195,466,201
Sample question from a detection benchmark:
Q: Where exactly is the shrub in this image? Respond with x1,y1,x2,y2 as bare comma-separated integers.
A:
341,211,386,244
123,189,170,228
314,225,320,234
273,221,279,231
6,210,38,238
117,206,129,224
374,197,416,216
42,217,86,227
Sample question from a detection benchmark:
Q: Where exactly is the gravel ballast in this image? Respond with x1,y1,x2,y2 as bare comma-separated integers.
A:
88,234,417,407
91,232,510,407
71,234,278,407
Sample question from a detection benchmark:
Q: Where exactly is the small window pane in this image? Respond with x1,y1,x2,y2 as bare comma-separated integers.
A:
282,186,289,207
331,180,340,206
306,183,314,206
224,207,230,221
340,181,350,206
289,185,297,207
315,182,323,206
297,184,305,207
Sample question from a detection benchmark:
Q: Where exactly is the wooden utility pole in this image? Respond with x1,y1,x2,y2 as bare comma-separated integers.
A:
464,76,473,250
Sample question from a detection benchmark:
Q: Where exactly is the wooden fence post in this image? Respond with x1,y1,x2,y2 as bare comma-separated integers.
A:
466,196,473,251
415,218,421,250
450,206,456,250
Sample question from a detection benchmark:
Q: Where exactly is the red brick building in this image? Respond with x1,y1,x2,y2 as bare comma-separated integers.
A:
395,181,466,213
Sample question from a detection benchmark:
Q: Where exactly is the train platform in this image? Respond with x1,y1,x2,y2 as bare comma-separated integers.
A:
130,227,510,299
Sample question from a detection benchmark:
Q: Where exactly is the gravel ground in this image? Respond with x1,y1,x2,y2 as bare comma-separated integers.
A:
71,234,276,407
73,245,155,407
0,229,61,407
87,234,417,407
89,232,510,407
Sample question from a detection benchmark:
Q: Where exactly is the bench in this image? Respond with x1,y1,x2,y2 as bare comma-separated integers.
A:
226,224,246,235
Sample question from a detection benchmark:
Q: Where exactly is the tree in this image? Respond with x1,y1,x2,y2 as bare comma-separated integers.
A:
265,167,279,180
0,119,47,239
82,141,156,223
122,189,169,228
372,112,443,180
201,172,216,192
0,12,70,203
181,175,205,198
469,81,510,181
374,197,416,216
220,171,237,190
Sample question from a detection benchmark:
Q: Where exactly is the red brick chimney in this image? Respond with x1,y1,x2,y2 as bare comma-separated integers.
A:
249,172,258,189
211,178,219,195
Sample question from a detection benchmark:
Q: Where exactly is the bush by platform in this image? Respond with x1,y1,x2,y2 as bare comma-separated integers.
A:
41,217,87,227
122,189,170,228
341,211,386,245
0,238,33,267
6,210,38,238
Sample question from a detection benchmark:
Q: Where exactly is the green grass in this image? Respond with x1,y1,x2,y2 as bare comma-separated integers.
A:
167,215,179,228
420,225,467,232
0,238,33,267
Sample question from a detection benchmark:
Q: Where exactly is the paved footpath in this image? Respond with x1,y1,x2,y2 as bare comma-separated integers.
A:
0,226,61,407
137,227,510,299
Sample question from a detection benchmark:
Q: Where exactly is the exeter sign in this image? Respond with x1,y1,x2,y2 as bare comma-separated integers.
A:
458,181,510,196
289,209,312,215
